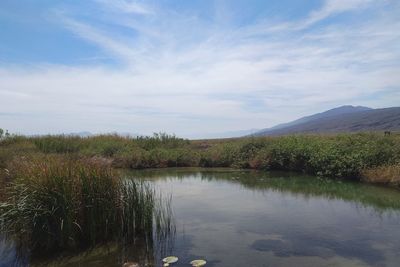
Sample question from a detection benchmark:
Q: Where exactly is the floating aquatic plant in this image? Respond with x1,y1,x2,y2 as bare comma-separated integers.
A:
190,259,207,266
162,256,178,266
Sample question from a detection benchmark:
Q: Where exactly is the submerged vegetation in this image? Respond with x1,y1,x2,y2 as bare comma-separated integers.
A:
0,131,399,186
0,155,174,254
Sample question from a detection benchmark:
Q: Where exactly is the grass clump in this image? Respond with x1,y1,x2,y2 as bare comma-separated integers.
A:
361,164,400,186
0,155,173,253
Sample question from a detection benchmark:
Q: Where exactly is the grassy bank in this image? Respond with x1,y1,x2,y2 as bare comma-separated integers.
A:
0,132,399,186
0,155,174,254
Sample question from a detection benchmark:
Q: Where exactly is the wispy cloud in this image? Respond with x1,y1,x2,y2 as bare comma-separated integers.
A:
60,17,140,64
244,0,379,33
301,0,375,28
95,0,153,15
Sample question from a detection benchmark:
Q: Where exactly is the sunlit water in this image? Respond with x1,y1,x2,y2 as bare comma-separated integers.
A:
1,169,400,267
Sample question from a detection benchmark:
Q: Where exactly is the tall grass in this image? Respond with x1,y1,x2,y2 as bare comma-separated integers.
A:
1,132,399,186
29,133,189,155
361,164,400,186
0,155,174,253
195,134,400,184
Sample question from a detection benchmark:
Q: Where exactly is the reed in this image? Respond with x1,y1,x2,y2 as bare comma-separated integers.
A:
0,155,174,253
361,164,400,186
1,132,400,186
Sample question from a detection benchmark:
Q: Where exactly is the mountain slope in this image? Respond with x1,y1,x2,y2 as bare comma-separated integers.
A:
254,106,400,136
267,105,372,131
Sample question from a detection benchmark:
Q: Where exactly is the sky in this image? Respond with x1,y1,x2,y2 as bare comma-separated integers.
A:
0,0,399,138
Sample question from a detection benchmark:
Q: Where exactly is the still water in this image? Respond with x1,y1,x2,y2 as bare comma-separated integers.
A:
1,169,400,267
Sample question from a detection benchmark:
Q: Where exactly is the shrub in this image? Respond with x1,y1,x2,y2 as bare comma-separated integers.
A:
1,132,399,186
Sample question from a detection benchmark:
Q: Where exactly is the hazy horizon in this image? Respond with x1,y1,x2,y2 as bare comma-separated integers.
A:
1,0,399,138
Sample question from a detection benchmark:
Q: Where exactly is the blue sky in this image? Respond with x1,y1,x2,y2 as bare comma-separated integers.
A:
0,0,399,138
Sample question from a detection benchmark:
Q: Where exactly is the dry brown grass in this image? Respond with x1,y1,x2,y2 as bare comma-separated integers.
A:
361,164,400,186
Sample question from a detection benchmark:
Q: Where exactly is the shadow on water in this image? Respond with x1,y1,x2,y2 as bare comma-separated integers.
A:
1,210,175,267
250,233,385,266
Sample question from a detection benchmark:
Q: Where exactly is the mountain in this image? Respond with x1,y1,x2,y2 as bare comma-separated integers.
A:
267,105,372,131
253,106,400,136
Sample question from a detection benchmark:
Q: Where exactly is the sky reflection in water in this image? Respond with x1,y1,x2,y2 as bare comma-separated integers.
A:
1,169,400,267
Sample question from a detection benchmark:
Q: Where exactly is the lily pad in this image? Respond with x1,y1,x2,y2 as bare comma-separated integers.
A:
162,256,179,264
190,259,207,266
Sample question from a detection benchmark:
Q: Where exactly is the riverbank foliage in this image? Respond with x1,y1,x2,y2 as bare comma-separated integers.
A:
0,132,399,186
0,155,173,253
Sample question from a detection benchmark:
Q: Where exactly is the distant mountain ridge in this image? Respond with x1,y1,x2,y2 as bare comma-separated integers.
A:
267,105,372,131
253,106,400,136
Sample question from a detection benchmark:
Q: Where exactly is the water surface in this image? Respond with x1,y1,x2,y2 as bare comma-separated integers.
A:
2,169,400,267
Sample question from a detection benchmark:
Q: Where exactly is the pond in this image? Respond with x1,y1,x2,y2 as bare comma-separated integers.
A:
1,168,400,267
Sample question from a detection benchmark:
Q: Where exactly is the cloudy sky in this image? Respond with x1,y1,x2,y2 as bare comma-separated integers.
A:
0,0,399,138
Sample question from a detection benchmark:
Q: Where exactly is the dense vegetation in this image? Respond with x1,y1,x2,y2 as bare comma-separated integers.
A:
0,130,399,260
0,131,399,186
0,155,174,254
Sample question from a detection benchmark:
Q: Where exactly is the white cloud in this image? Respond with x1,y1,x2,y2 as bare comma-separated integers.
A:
0,0,399,137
